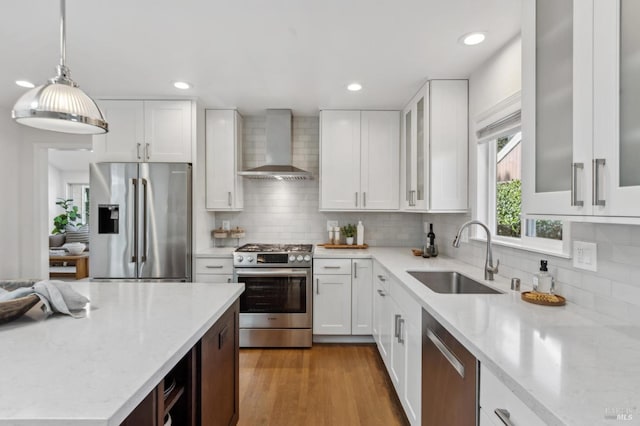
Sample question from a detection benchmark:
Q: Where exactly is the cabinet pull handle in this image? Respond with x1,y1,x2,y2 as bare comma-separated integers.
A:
494,408,515,426
377,274,387,282
353,261,357,279
137,143,142,160
219,325,229,349
355,192,358,207
394,314,401,339
571,162,584,207
316,278,320,295
377,289,386,297
398,318,405,344
592,158,606,206
363,192,366,207
206,265,224,269
145,142,150,160
323,265,341,269
426,329,465,378
228,191,232,207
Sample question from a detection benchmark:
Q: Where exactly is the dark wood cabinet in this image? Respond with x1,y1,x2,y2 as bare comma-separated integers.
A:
121,300,239,426
199,300,239,426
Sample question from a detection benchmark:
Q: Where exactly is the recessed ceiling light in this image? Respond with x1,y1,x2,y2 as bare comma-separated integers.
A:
173,81,191,90
347,83,362,92
15,80,35,89
461,32,486,46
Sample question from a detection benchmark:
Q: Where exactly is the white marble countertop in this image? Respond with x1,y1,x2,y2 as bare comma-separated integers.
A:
316,246,640,426
0,281,244,426
195,247,236,258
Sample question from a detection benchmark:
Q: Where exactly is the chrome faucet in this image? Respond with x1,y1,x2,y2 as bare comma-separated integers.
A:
452,220,499,281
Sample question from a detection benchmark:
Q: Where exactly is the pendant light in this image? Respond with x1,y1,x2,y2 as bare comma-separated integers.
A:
11,0,108,134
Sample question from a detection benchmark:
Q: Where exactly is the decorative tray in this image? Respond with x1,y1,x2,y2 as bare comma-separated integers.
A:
0,294,40,325
317,244,369,249
521,291,566,306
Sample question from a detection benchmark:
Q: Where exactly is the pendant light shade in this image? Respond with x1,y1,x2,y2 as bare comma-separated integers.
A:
11,0,108,134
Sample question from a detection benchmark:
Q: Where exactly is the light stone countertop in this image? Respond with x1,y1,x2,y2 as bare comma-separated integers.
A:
195,246,236,258
0,281,244,426
315,245,640,426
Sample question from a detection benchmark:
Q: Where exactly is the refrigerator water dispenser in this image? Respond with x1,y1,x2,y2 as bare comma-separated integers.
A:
98,204,119,234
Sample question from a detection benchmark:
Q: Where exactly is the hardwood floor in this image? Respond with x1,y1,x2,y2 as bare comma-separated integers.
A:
238,344,409,426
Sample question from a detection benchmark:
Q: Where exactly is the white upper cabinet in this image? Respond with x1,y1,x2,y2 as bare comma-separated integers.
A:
401,80,468,212
360,111,400,210
93,100,192,163
320,110,399,211
523,0,640,218
593,0,640,216
205,110,243,211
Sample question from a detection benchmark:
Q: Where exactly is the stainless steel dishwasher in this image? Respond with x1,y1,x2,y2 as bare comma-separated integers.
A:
422,308,477,426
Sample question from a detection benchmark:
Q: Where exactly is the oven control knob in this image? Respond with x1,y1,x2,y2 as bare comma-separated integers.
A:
289,255,296,262
236,255,244,262
247,256,254,263
303,255,311,262
296,255,303,262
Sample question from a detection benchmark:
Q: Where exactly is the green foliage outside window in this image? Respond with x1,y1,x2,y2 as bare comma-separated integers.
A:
497,179,521,237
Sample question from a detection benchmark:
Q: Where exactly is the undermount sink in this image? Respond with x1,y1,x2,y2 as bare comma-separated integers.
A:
408,271,502,294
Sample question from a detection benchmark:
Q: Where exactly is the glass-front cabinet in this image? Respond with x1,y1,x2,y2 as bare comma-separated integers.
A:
401,80,468,213
402,84,428,211
592,0,640,216
523,0,640,218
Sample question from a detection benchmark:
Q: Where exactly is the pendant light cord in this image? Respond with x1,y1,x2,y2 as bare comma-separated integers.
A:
59,0,66,67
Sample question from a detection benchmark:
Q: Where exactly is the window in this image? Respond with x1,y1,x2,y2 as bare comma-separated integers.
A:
476,98,570,256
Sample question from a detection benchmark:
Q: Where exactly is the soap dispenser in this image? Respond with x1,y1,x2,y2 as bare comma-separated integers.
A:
533,260,554,294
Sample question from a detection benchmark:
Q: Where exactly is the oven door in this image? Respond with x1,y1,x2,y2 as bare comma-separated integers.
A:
234,268,312,329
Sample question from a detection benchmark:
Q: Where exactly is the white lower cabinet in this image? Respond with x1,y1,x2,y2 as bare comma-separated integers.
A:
372,260,421,425
351,259,373,335
313,274,352,335
480,364,546,426
194,257,234,283
313,258,373,335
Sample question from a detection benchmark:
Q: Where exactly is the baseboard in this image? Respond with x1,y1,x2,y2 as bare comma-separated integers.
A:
312,335,375,344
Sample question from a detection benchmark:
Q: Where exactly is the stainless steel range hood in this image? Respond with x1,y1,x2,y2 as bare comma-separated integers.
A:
238,109,312,180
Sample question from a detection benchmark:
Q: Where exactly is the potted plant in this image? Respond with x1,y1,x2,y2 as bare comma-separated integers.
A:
341,224,357,245
52,198,82,235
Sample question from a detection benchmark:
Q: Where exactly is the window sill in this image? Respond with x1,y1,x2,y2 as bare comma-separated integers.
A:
469,237,571,259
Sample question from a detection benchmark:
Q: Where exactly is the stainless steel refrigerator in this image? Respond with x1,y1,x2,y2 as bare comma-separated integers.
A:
89,163,192,281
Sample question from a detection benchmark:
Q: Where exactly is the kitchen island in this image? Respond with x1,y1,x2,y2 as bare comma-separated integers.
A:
0,281,244,426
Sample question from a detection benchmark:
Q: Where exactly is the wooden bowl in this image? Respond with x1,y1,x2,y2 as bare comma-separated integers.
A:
0,294,40,325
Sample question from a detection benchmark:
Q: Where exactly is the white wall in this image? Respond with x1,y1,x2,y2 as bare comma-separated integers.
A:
425,35,640,324
0,111,91,280
0,108,22,278
213,116,423,247
48,164,65,234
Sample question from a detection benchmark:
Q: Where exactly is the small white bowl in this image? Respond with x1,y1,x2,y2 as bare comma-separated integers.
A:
65,243,86,255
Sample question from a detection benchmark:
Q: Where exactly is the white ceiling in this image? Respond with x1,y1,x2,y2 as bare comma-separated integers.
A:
1,0,521,116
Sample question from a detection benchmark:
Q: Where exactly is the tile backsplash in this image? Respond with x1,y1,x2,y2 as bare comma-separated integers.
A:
427,213,640,324
210,115,640,324
214,116,423,247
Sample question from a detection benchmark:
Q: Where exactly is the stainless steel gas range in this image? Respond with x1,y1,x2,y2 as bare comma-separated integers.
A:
233,243,313,348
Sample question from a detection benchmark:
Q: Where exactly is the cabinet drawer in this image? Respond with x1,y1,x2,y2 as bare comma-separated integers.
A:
313,259,352,275
195,274,233,284
480,365,546,426
195,258,234,275
372,261,391,292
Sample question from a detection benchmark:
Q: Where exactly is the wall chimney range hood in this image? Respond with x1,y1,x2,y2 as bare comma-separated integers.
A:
238,109,312,180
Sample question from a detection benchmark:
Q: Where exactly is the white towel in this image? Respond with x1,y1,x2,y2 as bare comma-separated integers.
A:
0,280,89,318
